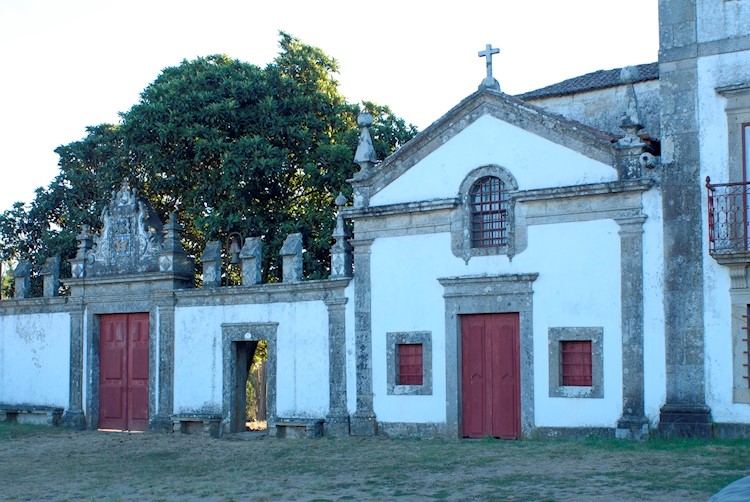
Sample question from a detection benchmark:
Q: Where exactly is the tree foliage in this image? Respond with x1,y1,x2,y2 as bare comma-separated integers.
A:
0,33,417,284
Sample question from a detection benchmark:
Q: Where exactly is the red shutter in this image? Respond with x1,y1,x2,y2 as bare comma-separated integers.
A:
397,344,423,385
561,340,592,386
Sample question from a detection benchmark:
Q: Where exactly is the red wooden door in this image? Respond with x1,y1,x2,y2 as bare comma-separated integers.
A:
461,313,520,439
99,313,149,431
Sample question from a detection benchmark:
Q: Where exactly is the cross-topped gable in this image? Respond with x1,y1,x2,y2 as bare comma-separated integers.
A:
350,87,621,208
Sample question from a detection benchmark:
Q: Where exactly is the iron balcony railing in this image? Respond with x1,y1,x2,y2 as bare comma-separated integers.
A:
706,176,750,254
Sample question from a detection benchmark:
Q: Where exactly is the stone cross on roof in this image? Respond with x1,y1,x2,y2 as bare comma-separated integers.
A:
478,43,501,91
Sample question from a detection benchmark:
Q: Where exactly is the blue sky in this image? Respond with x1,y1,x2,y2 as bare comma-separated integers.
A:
0,0,658,214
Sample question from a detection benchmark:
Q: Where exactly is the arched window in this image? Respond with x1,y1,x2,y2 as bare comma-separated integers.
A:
451,165,523,262
470,176,509,247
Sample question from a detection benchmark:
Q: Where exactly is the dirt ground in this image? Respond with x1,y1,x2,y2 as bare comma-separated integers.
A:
1,426,748,501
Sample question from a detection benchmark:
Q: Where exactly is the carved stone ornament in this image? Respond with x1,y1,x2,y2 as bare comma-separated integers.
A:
87,179,165,276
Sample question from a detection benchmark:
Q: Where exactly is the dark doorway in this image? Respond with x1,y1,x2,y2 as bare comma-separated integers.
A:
231,340,267,433
461,313,520,439
99,313,149,431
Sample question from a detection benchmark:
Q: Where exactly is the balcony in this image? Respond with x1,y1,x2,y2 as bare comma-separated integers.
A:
706,177,750,264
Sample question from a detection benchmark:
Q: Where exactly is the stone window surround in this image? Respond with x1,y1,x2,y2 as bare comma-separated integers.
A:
469,175,509,248
386,331,433,396
452,165,522,262
548,327,604,399
729,287,750,404
718,84,750,183
439,273,537,437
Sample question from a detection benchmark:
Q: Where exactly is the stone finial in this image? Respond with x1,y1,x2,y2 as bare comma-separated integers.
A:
200,241,222,287
41,255,61,297
280,233,303,283
159,213,194,276
239,237,263,285
13,260,31,299
478,44,501,91
615,66,649,180
353,113,378,180
618,66,644,140
75,225,94,259
71,224,94,279
330,193,353,279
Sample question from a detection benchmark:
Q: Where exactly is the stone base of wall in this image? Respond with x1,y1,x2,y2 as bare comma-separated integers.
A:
61,409,86,430
150,414,175,433
615,415,650,440
713,422,750,440
377,421,450,438
350,413,377,436
657,404,712,439
530,427,615,440
323,414,350,437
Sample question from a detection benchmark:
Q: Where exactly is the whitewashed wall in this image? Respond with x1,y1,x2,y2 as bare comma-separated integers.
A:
522,220,622,427
173,301,330,418
369,217,631,428
0,312,70,407
699,49,750,423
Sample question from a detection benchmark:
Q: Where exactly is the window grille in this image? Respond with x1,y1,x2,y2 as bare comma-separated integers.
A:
470,176,508,248
397,343,423,385
561,340,592,386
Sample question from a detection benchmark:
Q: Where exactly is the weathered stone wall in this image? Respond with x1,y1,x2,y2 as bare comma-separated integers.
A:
525,80,662,141
697,38,750,423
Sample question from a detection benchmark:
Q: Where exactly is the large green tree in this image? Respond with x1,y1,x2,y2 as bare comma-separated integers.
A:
0,33,416,289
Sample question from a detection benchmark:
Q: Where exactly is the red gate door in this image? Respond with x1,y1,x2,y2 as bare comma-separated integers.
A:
461,313,520,439
99,313,149,431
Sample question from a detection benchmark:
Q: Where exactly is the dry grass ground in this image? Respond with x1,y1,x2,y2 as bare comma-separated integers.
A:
1,423,749,501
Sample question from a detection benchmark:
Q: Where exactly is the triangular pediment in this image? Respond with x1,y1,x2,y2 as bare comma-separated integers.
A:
353,88,619,202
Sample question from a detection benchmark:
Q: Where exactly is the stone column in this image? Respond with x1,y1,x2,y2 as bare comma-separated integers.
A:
280,233,303,283
657,0,711,437
61,303,86,429
13,260,30,299
201,241,222,287
615,216,649,440
350,238,377,435
150,294,176,432
240,237,263,285
41,256,61,298
324,296,350,436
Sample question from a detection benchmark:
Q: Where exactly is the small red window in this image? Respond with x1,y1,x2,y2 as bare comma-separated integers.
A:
397,344,423,385
561,340,592,386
